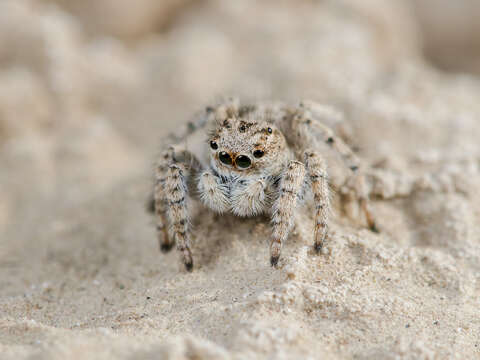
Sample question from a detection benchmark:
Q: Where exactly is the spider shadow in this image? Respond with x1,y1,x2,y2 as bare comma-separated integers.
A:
189,204,273,269
188,202,309,270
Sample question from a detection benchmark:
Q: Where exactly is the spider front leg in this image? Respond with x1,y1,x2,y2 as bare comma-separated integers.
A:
165,164,193,271
154,147,202,271
270,161,306,266
154,151,174,253
305,151,331,252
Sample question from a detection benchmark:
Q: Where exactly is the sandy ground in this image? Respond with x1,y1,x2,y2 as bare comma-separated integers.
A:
1,0,480,359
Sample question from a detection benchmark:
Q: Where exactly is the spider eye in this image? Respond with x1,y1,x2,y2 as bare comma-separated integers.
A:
267,127,273,134
210,141,218,150
253,150,264,158
219,151,232,165
236,155,252,169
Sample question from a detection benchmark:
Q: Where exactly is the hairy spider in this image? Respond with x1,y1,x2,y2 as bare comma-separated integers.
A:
152,98,377,271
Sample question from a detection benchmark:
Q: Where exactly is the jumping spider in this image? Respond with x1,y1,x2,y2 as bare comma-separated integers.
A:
153,99,377,271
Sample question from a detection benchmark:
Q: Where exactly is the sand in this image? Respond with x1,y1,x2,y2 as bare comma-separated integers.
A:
1,0,479,359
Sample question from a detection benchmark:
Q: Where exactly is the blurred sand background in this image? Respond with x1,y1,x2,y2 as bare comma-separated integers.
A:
1,0,480,359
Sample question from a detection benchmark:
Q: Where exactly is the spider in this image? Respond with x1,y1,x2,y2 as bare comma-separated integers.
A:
152,98,377,271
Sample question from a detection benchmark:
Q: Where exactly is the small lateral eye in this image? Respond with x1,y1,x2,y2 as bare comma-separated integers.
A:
326,137,334,144
210,141,218,150
253,149,265,158
267,127,273,134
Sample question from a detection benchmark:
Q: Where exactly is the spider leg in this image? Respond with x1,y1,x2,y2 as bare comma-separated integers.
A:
154,146,203,271
270,161,306,266
286,106,378,232
155,150,174,253
311,119,378,232
307,117,360,172
353,172,378,232
165,163,193,271
304,151,331,252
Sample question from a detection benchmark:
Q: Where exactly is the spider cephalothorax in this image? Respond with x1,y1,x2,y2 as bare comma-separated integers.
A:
153,99,377,271
200,116,292,218
209,117,288,176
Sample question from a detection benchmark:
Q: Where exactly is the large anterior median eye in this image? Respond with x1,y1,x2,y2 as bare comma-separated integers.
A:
219,151,232,165
253,150,264,158
235,155,251,169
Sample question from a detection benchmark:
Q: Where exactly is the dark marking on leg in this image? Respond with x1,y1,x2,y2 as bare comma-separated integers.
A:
314,241,323,254
270,255,279,267
185,260,193,272
161,242,175,253
170,197,185,205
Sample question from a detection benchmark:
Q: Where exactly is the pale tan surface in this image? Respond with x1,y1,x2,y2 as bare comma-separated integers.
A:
1,1,480,359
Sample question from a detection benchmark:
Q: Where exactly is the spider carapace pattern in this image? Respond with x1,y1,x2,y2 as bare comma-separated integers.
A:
152,99,377,271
